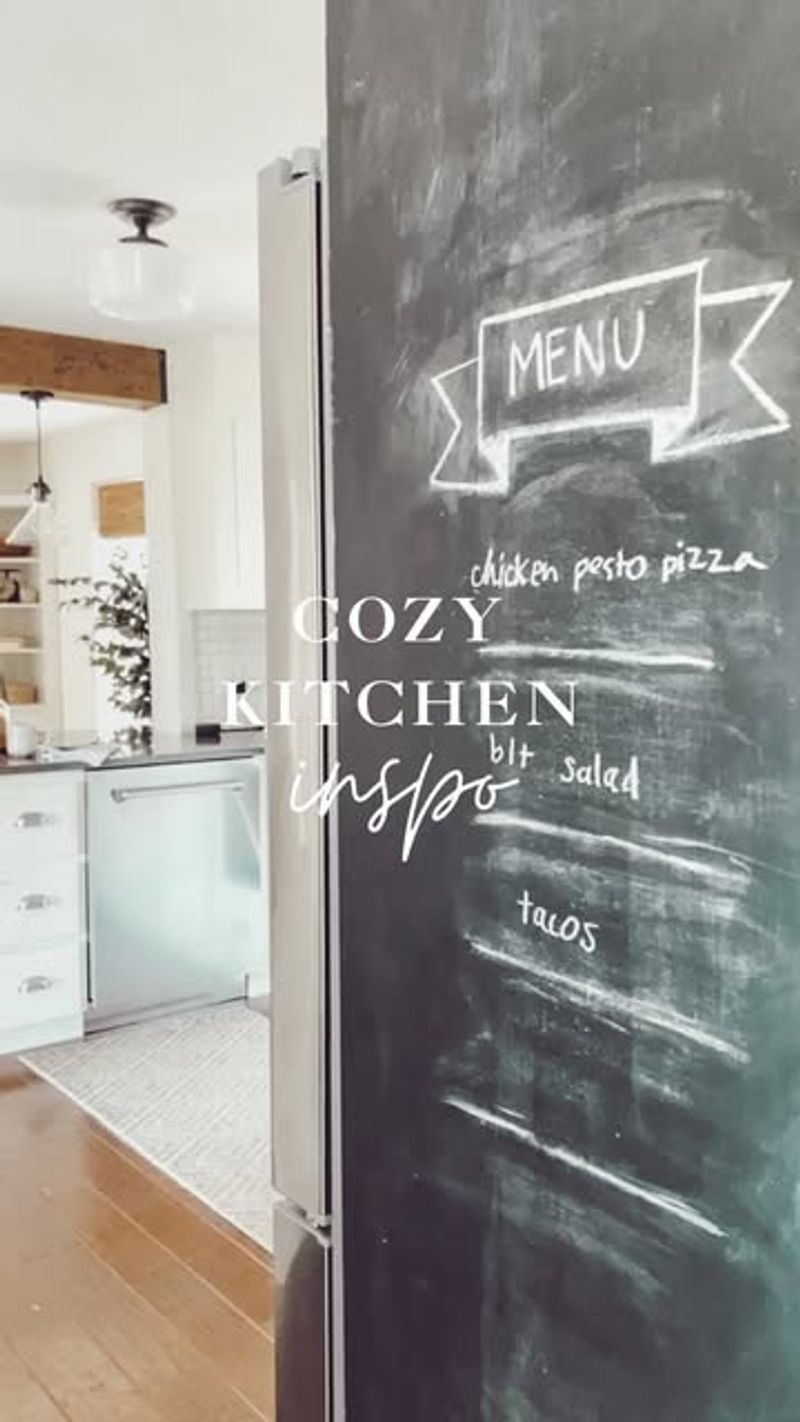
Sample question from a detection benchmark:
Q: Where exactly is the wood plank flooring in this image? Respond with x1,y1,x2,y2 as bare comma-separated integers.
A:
0,1059,275,1420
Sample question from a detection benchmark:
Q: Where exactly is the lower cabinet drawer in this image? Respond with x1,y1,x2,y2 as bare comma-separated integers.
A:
0,862,82,950
0,773,82,873
0,944,82,1033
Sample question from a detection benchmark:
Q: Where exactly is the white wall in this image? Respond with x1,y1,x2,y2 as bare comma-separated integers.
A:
164,330,265,727
45,407,196,736
46,414,145,731
141,406,190,733
0,441,36,493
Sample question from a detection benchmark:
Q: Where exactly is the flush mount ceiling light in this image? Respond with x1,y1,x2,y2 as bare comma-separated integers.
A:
8,390,54,545
89,197,196,322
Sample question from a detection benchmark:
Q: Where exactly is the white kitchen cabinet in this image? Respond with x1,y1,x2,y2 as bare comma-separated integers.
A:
169,333,266,612
0,946,83,1039
0,862,83,948
0,769,85,1053
0,771,82,868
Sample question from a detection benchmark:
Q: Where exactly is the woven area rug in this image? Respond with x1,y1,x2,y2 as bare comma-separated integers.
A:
21,1001,273,1251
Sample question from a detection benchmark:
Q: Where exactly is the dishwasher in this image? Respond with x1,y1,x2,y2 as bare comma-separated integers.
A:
86,756,263,1029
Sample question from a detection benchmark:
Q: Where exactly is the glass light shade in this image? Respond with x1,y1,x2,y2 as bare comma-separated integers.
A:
7,497,55,547
89,241,196,322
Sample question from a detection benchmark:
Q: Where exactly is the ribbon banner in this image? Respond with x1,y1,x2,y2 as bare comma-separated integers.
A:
430,261,792,495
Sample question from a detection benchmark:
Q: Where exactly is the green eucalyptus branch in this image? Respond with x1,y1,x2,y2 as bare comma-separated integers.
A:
51,558,151,725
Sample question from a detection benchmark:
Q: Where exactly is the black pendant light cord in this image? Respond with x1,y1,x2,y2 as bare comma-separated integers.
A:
21,389,53,502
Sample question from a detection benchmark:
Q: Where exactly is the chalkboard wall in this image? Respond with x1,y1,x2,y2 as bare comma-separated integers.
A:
327,2,800,1417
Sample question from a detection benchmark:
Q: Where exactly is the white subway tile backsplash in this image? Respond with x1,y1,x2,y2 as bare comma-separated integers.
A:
192,610,267,723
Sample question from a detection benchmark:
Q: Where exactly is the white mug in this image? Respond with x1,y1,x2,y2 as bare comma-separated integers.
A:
5,719,39,758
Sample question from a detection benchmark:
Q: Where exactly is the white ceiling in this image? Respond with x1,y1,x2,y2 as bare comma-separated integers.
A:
0,0,325,355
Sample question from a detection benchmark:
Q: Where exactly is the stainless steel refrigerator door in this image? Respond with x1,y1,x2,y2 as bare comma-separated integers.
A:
275,1200,332,1422
86,757,263,1026
259,158,328,1224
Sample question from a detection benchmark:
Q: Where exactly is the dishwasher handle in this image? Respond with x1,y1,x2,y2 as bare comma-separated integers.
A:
110,779,246,804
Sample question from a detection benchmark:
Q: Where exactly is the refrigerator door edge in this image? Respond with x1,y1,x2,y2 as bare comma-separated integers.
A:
259,158,328,1225
275,1199,332,1422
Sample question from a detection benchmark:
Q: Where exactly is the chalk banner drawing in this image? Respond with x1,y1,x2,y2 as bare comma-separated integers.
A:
430,260,792,495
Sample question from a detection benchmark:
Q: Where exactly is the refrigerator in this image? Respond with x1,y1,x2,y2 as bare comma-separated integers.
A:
263,1,800,1414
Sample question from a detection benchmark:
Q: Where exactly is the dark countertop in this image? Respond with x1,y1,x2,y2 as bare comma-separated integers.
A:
0,730,266,775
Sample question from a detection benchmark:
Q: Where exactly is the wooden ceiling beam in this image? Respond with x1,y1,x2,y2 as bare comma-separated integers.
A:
0,326,167,408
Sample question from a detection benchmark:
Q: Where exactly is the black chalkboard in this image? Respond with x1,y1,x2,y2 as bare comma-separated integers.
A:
326,2,800,1418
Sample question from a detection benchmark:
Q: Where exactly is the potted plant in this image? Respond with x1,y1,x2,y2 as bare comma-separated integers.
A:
53,558,151,738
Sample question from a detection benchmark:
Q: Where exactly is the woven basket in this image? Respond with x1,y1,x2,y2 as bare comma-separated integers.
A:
4,681,38,705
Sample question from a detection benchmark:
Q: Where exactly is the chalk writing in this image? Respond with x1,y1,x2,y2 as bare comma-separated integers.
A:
488,732,536,770
517,888,599,954
508,305,647,398
469,546,561,590
464,543,771,599
660,542,769,585
572,550,650,594
445,1097,726,1238
431,262,792,494
559,751,640,801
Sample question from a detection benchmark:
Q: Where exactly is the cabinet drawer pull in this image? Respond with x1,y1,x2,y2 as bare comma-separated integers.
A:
16,893,56,913
13,811,54,830
18,975,56,995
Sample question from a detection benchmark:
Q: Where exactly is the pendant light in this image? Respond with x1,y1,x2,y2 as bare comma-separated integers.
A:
8,390,54,546
89,198,196,322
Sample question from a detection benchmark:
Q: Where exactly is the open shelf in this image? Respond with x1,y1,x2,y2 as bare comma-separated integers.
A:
0,499,54,724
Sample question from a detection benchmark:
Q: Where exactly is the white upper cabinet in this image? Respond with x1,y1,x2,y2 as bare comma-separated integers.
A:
168,333,265,612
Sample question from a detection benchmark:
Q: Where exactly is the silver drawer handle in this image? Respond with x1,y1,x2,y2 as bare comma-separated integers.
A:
13,811,55,830
18,975,56,995
111,779,245,803
16,893,56,913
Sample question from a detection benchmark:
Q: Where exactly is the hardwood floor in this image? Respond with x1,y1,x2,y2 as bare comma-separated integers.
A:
0,1059,275,1420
